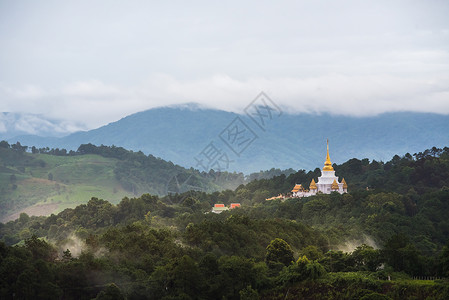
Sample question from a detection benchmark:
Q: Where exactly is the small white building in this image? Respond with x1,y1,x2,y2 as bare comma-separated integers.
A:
212,203,241,213
291,140,347,197
212,204,228,213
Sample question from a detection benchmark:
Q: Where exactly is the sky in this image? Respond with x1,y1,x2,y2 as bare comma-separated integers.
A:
1,0,448,131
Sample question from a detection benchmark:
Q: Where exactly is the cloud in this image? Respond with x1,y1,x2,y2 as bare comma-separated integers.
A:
0,112,87,137
0,1,448,132
0,84,45,99
61,80,121,98
0,121,6,133
1,71,448,131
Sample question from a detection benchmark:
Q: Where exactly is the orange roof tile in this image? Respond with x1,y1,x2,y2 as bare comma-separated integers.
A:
292,184,303,192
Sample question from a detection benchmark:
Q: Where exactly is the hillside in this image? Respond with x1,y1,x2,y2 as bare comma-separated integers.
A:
1,146,449,299
0,143,231,222
0,142,293,223
5,106,449,173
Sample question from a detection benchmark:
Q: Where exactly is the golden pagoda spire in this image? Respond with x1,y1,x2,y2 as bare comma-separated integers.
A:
331,179,339,190
309,178,317,190
342,178,348,189
323,139,334,171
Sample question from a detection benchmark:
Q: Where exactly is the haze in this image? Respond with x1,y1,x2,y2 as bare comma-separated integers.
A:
1,0,448,130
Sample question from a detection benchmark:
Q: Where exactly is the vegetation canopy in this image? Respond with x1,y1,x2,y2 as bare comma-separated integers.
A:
1,143,449,299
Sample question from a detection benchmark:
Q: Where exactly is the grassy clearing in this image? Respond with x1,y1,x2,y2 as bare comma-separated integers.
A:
0,151,133,222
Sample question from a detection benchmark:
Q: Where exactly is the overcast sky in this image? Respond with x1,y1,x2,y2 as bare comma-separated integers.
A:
1,0,448,130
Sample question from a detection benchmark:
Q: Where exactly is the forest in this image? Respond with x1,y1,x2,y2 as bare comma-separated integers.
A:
1,144,449,299
0,141,293,221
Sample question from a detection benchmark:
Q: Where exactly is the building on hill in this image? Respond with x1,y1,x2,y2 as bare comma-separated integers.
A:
212,203,241,213
291,140,348,197
292,184,304,194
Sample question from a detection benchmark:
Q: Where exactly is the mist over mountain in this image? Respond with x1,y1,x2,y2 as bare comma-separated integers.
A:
0,112,87,139
4,105,449,173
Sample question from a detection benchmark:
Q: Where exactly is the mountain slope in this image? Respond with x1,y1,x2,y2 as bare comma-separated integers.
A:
0,143,247,222
6,106,449,173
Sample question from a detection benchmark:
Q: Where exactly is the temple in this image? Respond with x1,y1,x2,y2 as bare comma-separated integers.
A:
291,140,347,197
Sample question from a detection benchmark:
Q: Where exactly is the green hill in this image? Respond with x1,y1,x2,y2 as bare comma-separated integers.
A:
0,143,235,222
0,146,130,222
0,141,292,222
1,145,449,299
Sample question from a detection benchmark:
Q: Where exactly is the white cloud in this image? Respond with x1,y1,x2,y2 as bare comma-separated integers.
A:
1,71,448,130
0,121,6,133
0,1,448,131
1,84,45,99
61,80,121,98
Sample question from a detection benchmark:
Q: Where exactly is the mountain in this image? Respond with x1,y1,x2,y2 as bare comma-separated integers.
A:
5,105,449,173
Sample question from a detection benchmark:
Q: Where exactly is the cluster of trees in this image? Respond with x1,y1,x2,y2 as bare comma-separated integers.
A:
1,145,449,298
0,191,448,297
1,226,448,299
334,146,449,194
0,141,74,156
2,146,449,259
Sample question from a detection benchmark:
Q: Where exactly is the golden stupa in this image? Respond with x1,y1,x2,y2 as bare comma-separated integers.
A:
323,139,334,171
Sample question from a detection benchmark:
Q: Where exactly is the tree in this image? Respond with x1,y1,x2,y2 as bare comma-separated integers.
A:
19,212,30,224
0,140,10,148
19,228,32,240
15,268,38,299
440,242,449,277
150,255,203,299
319,250,354,272
95,283,125,300
218,256,258,299
305,260,326,279
352,244,381,271
381,234,423,275
265,238,294,267
171,255,202,297
300,245,323,261
62,249,72,261
25,235,57,262
239,285,259,300
277,256,326,286
11,141,27,152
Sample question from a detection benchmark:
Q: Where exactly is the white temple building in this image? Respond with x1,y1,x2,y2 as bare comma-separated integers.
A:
291,140,347,197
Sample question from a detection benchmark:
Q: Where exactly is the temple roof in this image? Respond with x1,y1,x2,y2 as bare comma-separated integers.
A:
309,178,317,189
342,178,348,189
292,184,303,193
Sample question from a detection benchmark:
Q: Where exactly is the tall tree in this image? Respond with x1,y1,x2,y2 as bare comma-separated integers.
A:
265,238,294,267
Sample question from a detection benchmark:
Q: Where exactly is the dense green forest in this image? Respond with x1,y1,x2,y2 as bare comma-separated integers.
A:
1,144,449,299
0,141,293,222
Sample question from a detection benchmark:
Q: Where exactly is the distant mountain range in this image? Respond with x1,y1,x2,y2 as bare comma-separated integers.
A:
3,105,449,173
